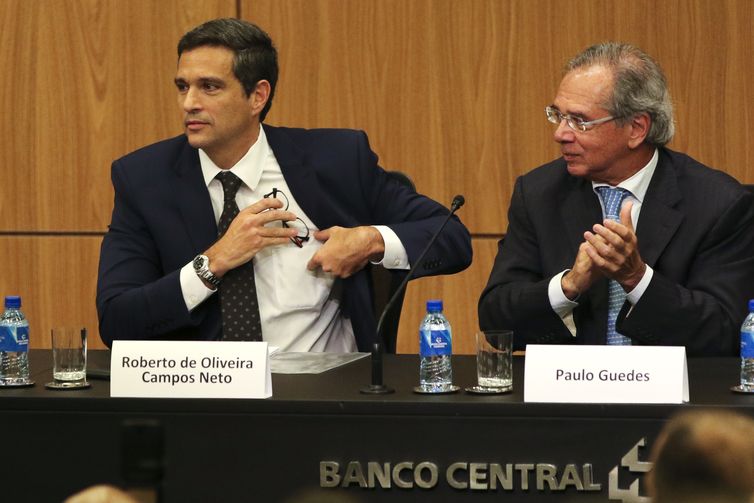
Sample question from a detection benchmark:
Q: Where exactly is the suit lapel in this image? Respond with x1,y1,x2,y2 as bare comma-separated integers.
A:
560,174,602,257
636,150,683,266
173,140,218,252
263,124,334,230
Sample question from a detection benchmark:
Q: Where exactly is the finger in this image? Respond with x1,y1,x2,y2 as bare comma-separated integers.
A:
620,200,634,231
313,229,331,242
584,246,620,275
332,267,356,279
577,241,596,257
308,258,333,273
602,218,635,243
584,230,610,249
244,197,285,214
583,242,608,268
249,209,298,226
256,226,299,238
585,231,623,262
307,251,322,271
591,224,626,248
584,238,627,275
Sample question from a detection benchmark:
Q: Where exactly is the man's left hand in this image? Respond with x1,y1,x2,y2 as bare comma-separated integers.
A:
307,226,385,278
583,201,646,291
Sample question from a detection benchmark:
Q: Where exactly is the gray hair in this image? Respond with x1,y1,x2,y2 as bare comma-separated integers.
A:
566,42,675,146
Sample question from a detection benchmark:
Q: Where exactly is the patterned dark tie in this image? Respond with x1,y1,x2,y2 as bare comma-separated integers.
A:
215,171,263,341
595,186,632,346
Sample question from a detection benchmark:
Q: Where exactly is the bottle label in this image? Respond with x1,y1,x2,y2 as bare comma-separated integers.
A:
0,326,29,352
420,329,452,357
742,330,754,358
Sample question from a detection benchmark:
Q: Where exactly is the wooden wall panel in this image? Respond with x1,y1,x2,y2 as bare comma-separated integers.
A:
245,0,539,235
2,1,753,354
0,1,236,349
0,0,236,232
245,0,754,236
0,237,104,350
244,0,754,352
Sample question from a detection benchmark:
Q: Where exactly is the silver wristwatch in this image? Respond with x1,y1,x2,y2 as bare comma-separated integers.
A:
193,254,221,288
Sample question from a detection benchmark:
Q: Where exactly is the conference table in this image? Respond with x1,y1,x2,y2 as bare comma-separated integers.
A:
0,350,751,503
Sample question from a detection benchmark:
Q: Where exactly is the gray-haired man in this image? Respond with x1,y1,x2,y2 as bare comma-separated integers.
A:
479,42,754,355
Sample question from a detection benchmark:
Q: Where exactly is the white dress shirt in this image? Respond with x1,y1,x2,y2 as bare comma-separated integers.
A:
548,149,659,336
178,125,409,351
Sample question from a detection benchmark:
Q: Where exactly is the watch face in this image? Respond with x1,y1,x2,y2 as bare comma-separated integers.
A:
193,255,205,271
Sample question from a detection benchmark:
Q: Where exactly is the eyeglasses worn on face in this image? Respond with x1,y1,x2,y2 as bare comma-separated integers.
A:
545,106,618,132
263,188,311,248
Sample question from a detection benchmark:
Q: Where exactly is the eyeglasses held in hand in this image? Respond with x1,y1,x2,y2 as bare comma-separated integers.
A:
545,105,619,132
263,188,311,248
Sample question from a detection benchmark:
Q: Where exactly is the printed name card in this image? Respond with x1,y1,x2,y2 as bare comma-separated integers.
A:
111,340,272,399
524,345,688,404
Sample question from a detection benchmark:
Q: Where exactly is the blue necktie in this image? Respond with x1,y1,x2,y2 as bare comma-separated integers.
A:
595,186,632,345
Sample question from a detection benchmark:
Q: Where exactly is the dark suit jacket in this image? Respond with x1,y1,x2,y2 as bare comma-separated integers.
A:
478,148,754,356
97,125,472,350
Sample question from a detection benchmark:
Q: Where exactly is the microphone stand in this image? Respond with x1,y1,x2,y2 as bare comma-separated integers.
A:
360,195,465,394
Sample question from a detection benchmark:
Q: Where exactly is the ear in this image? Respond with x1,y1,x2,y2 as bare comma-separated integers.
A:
249,80,271,118
627,112,651,149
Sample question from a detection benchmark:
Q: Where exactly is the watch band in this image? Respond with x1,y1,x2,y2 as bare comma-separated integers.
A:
193,254,221,288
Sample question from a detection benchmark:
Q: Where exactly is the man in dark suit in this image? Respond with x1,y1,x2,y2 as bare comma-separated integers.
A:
478,42,754,356
96,19,472,352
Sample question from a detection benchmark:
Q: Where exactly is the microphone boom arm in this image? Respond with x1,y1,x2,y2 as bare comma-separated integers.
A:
375,195,465,339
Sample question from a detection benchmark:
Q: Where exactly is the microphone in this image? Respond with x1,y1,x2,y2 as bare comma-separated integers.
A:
360,194,466,394
451,195,465,212
377,194,465,336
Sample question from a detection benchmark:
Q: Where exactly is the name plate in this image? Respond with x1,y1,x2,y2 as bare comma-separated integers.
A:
524,345,688,404
110,340,272,399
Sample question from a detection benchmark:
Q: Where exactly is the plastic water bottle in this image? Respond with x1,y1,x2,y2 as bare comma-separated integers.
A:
0,296,31,386
418,299,453,392
740,299,754,389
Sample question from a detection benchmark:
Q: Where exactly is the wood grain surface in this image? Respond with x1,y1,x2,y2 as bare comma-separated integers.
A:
1,0,752,351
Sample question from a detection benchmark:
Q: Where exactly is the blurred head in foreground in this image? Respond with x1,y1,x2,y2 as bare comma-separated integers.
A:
650,410,754,503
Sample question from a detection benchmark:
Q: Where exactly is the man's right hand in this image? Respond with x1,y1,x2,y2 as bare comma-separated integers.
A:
561,242,603,300
204,197,298,277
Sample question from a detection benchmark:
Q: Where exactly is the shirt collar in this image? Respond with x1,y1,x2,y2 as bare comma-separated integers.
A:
592,148,658,202
198,124,269,190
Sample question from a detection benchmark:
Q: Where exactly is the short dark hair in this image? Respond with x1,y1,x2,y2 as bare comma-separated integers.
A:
178,18,278,121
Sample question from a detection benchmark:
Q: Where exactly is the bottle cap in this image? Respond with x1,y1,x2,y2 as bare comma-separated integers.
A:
426,299,443,312
749,299,754,312
4,296,21,309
